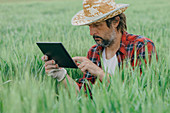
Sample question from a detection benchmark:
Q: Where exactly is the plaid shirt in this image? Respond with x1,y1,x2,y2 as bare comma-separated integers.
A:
77,32,157,88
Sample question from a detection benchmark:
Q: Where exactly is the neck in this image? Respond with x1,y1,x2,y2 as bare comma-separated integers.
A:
105,31,122,59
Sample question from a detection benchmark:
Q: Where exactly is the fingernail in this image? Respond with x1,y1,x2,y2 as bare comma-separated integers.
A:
56,64,58,67
45,55,48,60
52,60,55,64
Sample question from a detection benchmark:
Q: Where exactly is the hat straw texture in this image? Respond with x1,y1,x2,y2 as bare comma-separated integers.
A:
71,0,129,26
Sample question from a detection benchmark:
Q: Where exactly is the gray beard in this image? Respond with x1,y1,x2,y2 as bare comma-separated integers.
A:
94,31,116,48
97,39,113,47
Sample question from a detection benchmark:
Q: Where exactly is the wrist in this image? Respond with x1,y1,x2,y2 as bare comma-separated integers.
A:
57,68,67,82
98,69,105,80
48,68,67,82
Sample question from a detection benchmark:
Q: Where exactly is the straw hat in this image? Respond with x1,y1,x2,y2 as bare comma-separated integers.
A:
71,0,129,26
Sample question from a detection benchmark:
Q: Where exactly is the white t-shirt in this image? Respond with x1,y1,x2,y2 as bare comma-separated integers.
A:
102,49,118,75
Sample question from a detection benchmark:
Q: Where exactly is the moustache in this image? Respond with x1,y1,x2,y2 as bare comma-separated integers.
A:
93,35,104,40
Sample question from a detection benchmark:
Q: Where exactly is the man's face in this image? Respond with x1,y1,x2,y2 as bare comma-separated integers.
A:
89,21,116,47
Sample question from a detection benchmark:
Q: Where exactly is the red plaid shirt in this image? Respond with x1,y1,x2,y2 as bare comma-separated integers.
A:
77,32,157,88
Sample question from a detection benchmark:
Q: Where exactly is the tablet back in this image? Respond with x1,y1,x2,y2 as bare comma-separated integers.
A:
37,42,78,68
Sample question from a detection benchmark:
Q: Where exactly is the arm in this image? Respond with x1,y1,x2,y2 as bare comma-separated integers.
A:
61,74,80,92
42,55,80,93
131,40,157,69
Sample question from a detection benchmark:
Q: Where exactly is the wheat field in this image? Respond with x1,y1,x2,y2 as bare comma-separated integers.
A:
0,0,169,113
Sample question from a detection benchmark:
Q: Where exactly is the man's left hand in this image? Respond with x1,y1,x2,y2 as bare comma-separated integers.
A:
72,57,105,77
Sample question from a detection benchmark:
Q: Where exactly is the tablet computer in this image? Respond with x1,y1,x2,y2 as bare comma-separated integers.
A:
36,42,78,68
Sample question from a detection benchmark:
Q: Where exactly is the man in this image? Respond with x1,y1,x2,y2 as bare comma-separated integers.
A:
42,0,157,91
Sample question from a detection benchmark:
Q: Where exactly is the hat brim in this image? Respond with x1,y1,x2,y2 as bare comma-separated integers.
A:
71,4,129,26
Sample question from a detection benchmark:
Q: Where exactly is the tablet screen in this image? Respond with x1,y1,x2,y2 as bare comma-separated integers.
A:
36,42,78,68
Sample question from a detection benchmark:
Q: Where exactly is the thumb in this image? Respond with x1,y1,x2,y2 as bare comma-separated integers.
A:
72,56,87,63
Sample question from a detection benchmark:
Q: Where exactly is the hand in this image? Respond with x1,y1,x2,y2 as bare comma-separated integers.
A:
72,56,105,77
41,55,67,82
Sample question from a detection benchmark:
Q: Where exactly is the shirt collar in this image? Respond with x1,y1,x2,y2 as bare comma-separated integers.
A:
118,32,128,55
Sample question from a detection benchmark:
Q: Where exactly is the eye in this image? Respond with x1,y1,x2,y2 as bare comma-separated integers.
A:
94,25,99,27
93,24,99,27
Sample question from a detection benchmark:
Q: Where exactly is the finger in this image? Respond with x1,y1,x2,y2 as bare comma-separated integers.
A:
80,66,88,74
45,65,59,74
45,64,58,70
45,69,50,74
72,57,87,63
76,63,80,66
74,61,80,66
45,60,56,65
41,55,48,61
78,61,87,69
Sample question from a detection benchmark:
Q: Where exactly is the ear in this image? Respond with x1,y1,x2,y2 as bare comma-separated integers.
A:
111,16,120,28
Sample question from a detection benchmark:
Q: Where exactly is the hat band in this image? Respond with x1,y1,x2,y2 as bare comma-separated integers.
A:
85,4,129,21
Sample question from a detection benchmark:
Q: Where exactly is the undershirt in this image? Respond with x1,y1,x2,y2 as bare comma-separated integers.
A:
102,49,118,75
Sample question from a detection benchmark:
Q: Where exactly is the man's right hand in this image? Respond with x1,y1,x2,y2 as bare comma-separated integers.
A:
41,55,59,73
41,55,67,82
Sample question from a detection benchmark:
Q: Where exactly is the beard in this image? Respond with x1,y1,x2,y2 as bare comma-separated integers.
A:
93,30,116,47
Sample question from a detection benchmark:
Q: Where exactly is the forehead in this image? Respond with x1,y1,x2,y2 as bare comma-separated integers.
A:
88,21,106,26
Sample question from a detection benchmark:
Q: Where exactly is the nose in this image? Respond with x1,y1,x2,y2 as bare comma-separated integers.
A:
89,25,96,36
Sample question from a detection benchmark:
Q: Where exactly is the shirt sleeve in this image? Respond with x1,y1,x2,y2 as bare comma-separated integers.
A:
131,39,158,70
76,45,100,89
